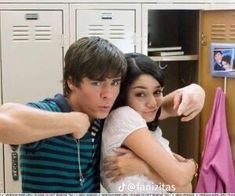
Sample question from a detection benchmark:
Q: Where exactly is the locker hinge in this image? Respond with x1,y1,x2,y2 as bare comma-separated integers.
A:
61,34,65,48
201,32,207,46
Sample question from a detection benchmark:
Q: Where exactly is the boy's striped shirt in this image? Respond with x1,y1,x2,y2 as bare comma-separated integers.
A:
20,94,102,193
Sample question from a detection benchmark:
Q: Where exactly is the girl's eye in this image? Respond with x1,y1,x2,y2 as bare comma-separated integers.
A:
135,92,145,97
154,89,163,97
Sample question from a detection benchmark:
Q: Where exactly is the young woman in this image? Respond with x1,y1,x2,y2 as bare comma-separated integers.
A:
100,53,197,193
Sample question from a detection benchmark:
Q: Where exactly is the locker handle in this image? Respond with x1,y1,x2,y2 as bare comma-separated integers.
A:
10,145,19,181
101,13,112,20
25,13,39,20
11,151,19,181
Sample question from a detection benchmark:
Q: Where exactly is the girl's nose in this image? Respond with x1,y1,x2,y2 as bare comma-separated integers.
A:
146,95,157,108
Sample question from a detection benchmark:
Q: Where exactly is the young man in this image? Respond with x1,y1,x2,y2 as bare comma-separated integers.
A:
0,36,205,193
214,50,225,71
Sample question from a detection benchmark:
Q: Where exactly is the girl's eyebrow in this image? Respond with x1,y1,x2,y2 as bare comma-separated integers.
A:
133,85,162,90
133,86,147,90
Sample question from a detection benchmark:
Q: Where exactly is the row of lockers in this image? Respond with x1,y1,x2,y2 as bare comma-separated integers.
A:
0,4,140,192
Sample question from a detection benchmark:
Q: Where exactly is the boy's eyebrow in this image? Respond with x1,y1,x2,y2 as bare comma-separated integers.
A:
89,76,121,80
107,76,122,79
113,78,122,81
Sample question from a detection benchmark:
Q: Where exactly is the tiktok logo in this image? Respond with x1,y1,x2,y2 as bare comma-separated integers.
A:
118,182,126,192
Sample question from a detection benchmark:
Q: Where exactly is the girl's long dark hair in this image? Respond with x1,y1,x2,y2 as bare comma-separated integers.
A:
112,53,164,131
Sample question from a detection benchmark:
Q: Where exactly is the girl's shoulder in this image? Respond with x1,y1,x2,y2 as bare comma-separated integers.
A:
109,106,140,118
107,106,146,126
104,106,147,137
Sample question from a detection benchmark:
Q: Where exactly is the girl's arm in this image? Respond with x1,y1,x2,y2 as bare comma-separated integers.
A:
104,148,193,192
122,128,196,187
146,164,192,193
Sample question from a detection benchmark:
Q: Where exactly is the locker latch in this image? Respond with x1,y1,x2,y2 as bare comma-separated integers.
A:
101,13,112,20
10,145,19,181
25,13,39,20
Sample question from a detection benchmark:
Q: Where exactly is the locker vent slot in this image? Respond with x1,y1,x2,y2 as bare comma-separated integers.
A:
88,25,104,36
12,25,30,41
229,24,235,40
35,25,52,40
211,24,226,41
109,25,125,40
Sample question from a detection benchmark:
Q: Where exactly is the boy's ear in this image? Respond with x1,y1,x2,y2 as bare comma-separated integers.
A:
67,77,77,91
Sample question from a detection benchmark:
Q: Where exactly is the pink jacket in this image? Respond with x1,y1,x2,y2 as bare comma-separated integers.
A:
195,88,235,193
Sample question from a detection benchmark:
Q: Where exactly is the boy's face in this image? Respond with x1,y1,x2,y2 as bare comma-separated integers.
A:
214,52,222,64
126,74,163,123
68,77,121,119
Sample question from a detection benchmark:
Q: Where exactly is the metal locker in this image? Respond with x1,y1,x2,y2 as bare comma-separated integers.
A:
0,10,64,192
76,9,136,53
0,33,3,192
0,144,4,192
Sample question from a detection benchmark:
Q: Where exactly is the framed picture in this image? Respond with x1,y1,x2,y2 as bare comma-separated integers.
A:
211,43,235,78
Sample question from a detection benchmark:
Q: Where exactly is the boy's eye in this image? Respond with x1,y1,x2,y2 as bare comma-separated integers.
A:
112,80,121,86
91,81,102,86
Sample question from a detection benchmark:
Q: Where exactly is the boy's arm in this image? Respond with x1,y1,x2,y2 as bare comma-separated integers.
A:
0,103,90,144
160,83,205,121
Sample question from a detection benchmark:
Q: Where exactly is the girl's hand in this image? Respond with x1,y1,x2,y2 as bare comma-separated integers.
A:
173,153,187,162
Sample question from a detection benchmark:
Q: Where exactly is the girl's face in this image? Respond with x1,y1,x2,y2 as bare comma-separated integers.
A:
126,74,163,122
222,60,230,69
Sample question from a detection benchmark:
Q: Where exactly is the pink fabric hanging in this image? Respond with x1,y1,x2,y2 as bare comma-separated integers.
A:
195,87,235,193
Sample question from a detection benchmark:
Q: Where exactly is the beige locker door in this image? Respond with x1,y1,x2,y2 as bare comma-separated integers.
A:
0,144,4,192
0,10,63,192
76,9,136,53
1,10,63,103
0,35,3,192
200,11,235,164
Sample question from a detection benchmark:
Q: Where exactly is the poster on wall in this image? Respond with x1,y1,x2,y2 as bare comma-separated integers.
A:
211,43,235,78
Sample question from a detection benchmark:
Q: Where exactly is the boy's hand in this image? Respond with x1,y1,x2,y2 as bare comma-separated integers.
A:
174,84,205,121
103,147,148,182
71,112,90,139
